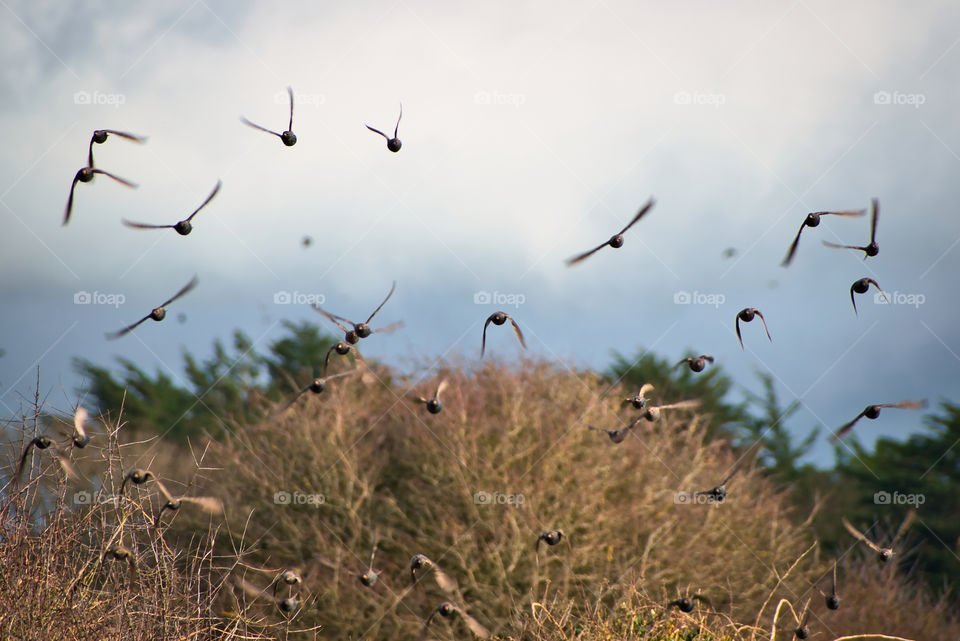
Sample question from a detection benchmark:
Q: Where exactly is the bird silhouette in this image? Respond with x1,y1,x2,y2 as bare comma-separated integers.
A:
667,594,710,613
823,198,880,258
421,602,490,640
674,355,714,373
583,418,640,444
234,576,301,615
565,198,655,266
87,129,147,167
358,543,381,587
818,560,840,610
63,167,137,226
122,180,221,235
322,341,368,377
13,435,79,486
793,599,812,639
842,509,916,562
849,277,889,315
365,103,402,152
313,281,400,344
781,208,865,266
535,529,564,555
415,379,449,414
830,400,928,440
735,308,772,350
276,369,362,414
106,276,198,339
641,399,701,422
66,406,91,448
481,311,526,357
694,456,748,503
410,554,458,594
622,383,655,409
119,467,222,526
241,87,297,146
103,542,139,586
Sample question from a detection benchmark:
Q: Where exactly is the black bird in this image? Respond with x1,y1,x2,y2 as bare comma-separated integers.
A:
104,542,139,586
410,554,458,593
823,198,880,258
322,341,367,377
819,561,840,610
781,208,865,266
365,103,402,152
67,406,91,448
622,383,655,409
830,400,928,441
641,400,700,423
667,594,711,613
849,277,889,315
358,543,380,587
415,379,449,414
481,311,526,357
119,468,157,496
842,509,916,562
583,418,640,444
735,308,772,350
674,355,714,373
794,599,811,639
535,530,564,555
566,198,655,266
694,456,749,504
277,369,362,414
63,167,137,226
241,87,297,146
87,129,146,166
122,180,221,236
119,467,222,526
106,276,198,339
421,602,490,640
314,281,400,344
14,435,78,486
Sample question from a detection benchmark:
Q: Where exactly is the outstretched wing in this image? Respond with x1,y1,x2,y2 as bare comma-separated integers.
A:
618,198,655,235
841,517,883,553
184,179,222,223
159,275,199,308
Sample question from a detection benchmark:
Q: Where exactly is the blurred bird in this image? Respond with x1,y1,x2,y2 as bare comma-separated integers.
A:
314,281,400,344
781,208,865,266
421,602,490,640
241,87,297,146
842,509,916,562
481,311,526,357
235,576,300,615
14,435,79,486
277,369,362,414
622,383,655,410
694,456,748,503
87,129,147,167
365,103,403,152
583,418,640,444
106,276,198,339
119,467,222,526
566,198,655,266
322,341,368,377
119,468,157,496
794,599,812,639
641,399,701,422
674,355,714,373
830,400,928,440
63,167,137,226
122,180,221,236
849,277,889,315
104,542,138,586
735,308,772,350
667,594,710,613
415,379,449,414
358,543,381,587
410,554,458,594
823,198,880,258
819,560,840,610
535,529,564,555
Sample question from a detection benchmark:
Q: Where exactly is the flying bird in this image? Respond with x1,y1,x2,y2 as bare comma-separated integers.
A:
674,355,714,373
535,530,564,555
313,281,400,344
642,399,701,422
87,129,146,166
781,208,865,266
122,180,221,235
14,436,79,486
667,594,711,613
622,383,655,409
365,103,403,152
842,509,916,562
276,369,362,414
565,198,655,266
819,560,840,610
322,341,368,377
234,576,300,615
153,488,224,529
793,599,812,639
830,400,928,440
241,87,297,146
421,602,490,640
849,277,889,315
410,554,458,593
104,543,139,586
694,456,749,504
583,418,640,444
481,311,526,357
415,379,449,414
106,276,198,339
823,198,880,258
358,543,381,587
70,406,91,448
63,167,137,226
735,308,771,350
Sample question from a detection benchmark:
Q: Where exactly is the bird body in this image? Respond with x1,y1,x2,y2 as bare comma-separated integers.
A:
566,198,655,265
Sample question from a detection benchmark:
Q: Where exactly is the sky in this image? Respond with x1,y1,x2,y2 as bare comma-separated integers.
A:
0,0,958,466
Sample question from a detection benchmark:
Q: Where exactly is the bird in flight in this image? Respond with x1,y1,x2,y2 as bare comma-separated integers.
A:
641,399,701,422
622,383,655,409
322,341,367,377
358,542,381,587
830,400,928,440
667,594,710,613
314,281,400,345
122,180,222,236
566,198,655,266
823,197,880,258
241,87,297,146
582,418,640,444
674,355,714,373
818,560,841,610
64,130,145,226
481,311,526,357
421,602,490,640
535,529,565,555
106,276,198,339
415,379,449,414
410,553,458,594
276,369,362,414
842,509,916,562
14,435,79,486
693,456,749,504
780,207,865,266
735,308,772,350
365,103,403,152
849,277,889,315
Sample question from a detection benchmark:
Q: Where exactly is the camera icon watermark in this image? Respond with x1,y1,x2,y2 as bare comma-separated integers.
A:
873,90,925,108
273,290,325,306
74,290,126,308
473,290,526,308
875,291,925,308
874,490,925,506
474,490,525,506
673,290,725,308
73,90,126,108
674,91,726,108
274,490,325,507
674,491,717,505
474,90,526,108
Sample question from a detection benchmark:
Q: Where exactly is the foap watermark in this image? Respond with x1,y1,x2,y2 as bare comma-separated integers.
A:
673,290,725,308
474,90,526,108
74,90,126,108
73,490,120,506
473,290,526,308
273,290,325,306
875,291,925,308
276,89,325,107
674,91,726,108
74,290,125,308
273,490,325,507
873,90,926,108
474,490,525,506
674,491,720,505
874,490,925,506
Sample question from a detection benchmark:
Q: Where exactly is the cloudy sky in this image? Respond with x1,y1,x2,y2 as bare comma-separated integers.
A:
1,0,958,465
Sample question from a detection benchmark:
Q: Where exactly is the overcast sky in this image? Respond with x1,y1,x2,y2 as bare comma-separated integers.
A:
1,0,958,466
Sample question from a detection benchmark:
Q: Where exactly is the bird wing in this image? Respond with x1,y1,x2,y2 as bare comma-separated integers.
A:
830,410,866,441
394,103,402,138
781,221,806,266
878,400,927,411
153,479,176,504
890,507,917,548
435,379,449,402
849,282,859,315
63,173,82,225
656,400,701,411
365,124,388,139
105,314,152,340
372,320,404,335
158,275,199,308
507,314,526,349
617,198,655,235
366,281,397,324
276,384,312,414
481,316,493,357
869,198,879,243
433,566,458,594
822,240,863,250
735,316,744,350
185,179,222,222
461,612,491,639
92,168,137,188
753,309,772,341
122,219,175,229
286,87,295,132
638,383,655,398
73,406,89,440
180,496,224,514
99,129,148,143
240,117,282,138
842,517,883,552
313,306,353,333
565,240,608,266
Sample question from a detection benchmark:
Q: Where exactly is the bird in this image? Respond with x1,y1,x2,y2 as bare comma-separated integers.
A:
63,167,137,226
823,198,880,258
415,379,448,414
693,456,749,503
122,180,222,236
819,561,840,610
322,341,368,377
735,308,772,350
106,276,198,339
830,400,928,440
234,576,300,615
780,208,865,266
118,468,222,526
421,602,490,640
313,281,400,344
119,468,157,496
641,399,701,422
365,103,402,152
842,509,916,562
481,311,526,357
535,530,564,555
674,355,714,373
667,594,710,613
410,554,458,594
276,369,362,414
849,277,889,315
583,418,640,444
87,129,147,167
68,406,91,448
793,599,812,639
103,542,139,586
13,435,79,486
622,383,655,409
358,543,380,587
241,87,297,146
565,198,655,266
